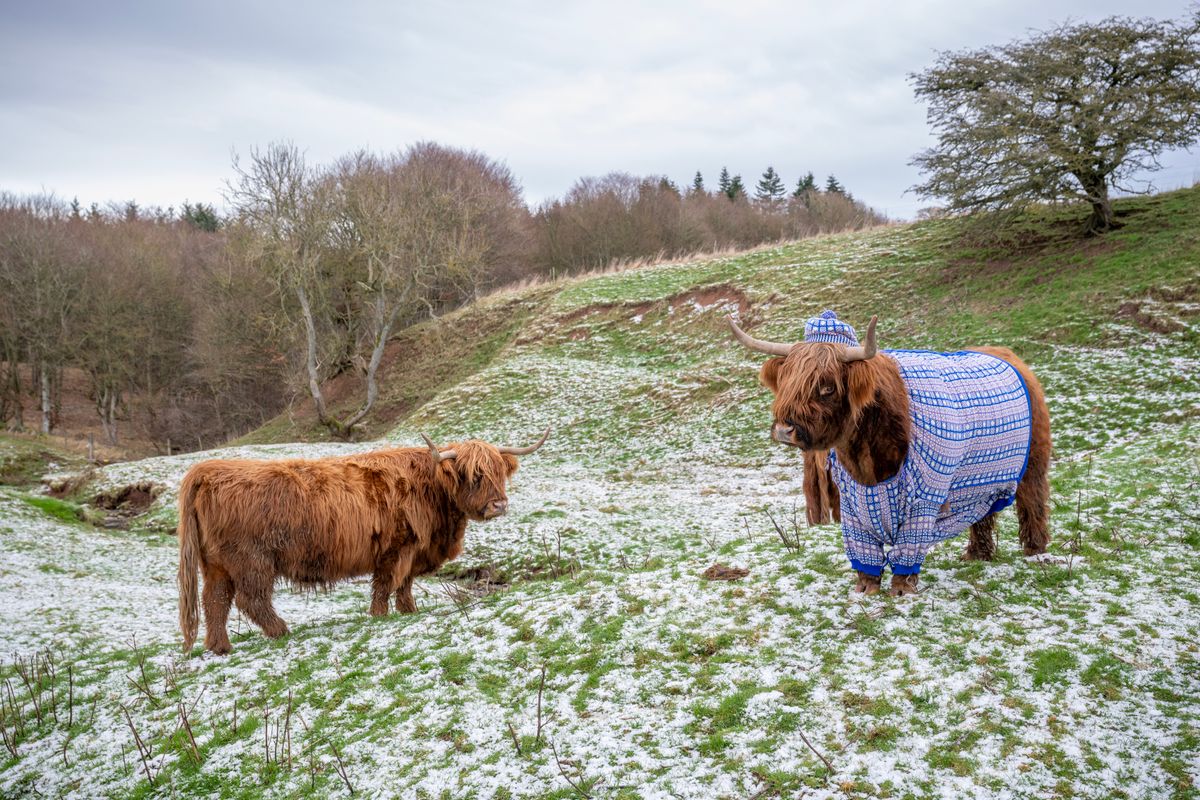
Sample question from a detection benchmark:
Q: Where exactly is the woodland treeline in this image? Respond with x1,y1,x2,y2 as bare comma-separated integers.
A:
0,141,883,449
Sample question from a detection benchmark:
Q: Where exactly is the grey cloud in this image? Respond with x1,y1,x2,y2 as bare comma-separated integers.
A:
1,0,1195,218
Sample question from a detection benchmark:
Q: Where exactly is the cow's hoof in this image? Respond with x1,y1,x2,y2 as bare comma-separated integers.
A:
960,549,993,562
854,571,882,595
889,574,919,597
207,642,232,656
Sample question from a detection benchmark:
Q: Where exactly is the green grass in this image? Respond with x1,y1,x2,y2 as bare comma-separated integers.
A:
20,493,89,524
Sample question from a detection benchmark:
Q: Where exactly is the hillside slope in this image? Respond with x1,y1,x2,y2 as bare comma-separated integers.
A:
2,190,1199,800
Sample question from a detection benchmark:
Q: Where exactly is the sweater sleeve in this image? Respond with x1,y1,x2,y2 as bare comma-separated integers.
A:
842,512,886,576
888,503,942,574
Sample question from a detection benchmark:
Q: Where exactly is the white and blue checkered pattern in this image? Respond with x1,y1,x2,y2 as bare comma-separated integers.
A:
804,309,859,346
829,348,1032,575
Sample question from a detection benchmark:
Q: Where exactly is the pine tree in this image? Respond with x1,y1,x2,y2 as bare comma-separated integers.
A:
755,166,786,203
717,167,732,196
181,200,221,232
726,174,746,201
825,174,845,195
793,172,817,197
691,171,705,194
69,197,82,220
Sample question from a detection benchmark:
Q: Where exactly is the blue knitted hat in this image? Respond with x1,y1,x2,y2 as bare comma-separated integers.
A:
804,310,860,346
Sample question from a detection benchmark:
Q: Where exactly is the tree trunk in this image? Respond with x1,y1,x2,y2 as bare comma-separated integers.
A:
1076,174,1117,235
99,387,119,445
39,364,51,434
340,285,410,435
295,284,345,439
1086,195,1116,235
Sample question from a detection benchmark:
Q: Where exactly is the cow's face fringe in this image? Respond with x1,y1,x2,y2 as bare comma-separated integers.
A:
435,441,520,521
760,343,901,451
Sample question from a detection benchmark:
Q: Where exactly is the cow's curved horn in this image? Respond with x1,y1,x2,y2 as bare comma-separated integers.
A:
728,316,793,356
839,316,879,362
421,433,457,462
498,426,551,456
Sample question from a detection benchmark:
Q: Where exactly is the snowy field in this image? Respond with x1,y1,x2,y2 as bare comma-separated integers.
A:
1,338,1197,799
1,222,1199,798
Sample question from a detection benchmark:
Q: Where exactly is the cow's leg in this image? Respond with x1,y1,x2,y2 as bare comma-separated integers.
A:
394,574,417,613
1016,438,1051,557
201,562,235,655
854,571,881,594
1017,369,1052,557
369,576,392,617
889,573,919,596
232,568,289,639
962,513,997,561
370,543,406,617
389,549,418,614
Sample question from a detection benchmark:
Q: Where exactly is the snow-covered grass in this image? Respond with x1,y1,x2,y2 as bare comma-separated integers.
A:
2,203,1199,799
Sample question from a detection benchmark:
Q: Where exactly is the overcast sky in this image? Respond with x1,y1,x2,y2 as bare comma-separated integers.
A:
3,0,1198,219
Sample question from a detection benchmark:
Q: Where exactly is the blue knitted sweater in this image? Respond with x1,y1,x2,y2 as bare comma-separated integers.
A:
831,349,1033,575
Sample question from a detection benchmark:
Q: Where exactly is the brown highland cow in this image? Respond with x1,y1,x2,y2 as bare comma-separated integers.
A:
177,429,548,654
731,312,1051,596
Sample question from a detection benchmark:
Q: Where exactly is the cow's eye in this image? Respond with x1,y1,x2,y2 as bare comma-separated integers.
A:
818,384,836,397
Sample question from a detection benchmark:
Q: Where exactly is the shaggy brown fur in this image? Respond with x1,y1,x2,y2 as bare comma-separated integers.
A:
802,450,841,525
178,440,521,655
758,340,1052,584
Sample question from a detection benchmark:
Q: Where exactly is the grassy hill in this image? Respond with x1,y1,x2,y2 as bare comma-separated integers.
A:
1,189,1198,799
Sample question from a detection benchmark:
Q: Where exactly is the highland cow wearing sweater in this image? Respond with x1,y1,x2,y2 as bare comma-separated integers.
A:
730,311,1051,596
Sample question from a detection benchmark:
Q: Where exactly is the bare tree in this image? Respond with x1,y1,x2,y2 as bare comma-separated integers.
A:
227,141,529,440
226,143,353,435
0,194,82,433
73,218,193,444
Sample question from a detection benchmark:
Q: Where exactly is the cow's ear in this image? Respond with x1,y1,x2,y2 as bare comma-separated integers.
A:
502,454,518,476
759,358,786,393
846,360,878,420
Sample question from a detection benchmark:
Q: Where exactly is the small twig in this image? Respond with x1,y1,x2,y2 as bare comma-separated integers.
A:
0,715,17,757
15,660,42,724
796,726,833,774
329,740,354,794
120,702,157,786
536,666,547,744
549,739,594,798
43,653,58,724
505,720,523,755
178,702,202,763
285,690,293,770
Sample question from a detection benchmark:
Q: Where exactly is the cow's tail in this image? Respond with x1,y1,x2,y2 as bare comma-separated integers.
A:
803,449,841,526
177,472,202,653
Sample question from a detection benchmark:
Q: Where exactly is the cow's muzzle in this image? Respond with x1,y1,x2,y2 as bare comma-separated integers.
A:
483,500,508,519
772,422,806,447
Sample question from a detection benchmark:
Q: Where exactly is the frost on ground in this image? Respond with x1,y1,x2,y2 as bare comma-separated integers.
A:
1,227,1199,799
